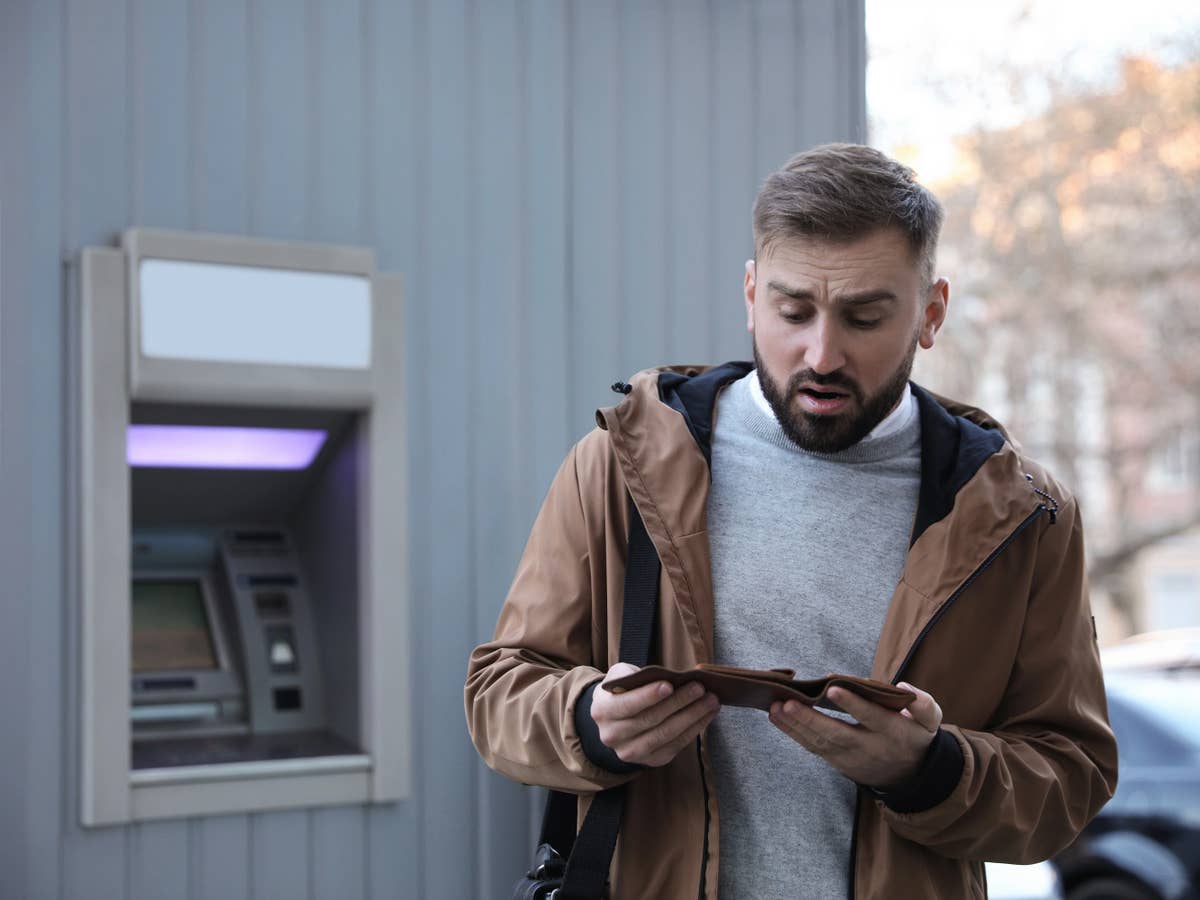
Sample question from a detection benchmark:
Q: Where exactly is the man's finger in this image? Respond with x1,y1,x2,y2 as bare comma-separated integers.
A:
594,675,673,721
897,682,942,732
600,681,706,743
825,687,894,731
769,700,854,754
622,694,719,762
642,704,720,767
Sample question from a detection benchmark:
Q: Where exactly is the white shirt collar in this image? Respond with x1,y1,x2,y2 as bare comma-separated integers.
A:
749,374,916,446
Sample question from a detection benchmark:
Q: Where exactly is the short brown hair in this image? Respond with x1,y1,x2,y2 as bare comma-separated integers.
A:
753,143,944,284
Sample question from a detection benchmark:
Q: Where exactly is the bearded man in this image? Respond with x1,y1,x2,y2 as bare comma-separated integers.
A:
466,143,1117,899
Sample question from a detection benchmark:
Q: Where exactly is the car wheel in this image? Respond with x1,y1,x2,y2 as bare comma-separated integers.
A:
1068,877,1160,900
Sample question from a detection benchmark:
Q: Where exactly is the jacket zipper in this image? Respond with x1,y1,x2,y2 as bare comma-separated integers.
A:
696,739,711,900
846,788,862,900
846,497,1054,900
889,502,1050,685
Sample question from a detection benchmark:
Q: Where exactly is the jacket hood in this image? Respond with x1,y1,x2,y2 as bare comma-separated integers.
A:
599,362,1022,547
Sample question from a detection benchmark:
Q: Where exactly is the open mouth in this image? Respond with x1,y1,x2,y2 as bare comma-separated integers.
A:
800,388,847,401
796,386,852,414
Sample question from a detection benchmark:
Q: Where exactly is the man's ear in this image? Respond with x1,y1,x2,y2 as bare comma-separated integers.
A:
919,278,950,349
744,259,757,334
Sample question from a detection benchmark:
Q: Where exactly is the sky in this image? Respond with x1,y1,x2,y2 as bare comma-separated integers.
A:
866,0,1200,183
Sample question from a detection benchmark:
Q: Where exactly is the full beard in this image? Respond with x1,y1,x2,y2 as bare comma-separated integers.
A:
753,334,918,454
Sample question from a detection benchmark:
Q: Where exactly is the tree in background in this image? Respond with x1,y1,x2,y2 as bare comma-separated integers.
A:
915,55,1200,634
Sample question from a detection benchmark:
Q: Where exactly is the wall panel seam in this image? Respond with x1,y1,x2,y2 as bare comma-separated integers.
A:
707,0,718,363
563,0,575,442
129,0,141,224
307,0,319,239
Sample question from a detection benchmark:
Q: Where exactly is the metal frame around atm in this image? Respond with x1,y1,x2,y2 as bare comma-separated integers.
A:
73,229,411,825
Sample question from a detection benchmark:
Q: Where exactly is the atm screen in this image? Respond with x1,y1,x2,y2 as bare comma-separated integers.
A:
132,579,218,672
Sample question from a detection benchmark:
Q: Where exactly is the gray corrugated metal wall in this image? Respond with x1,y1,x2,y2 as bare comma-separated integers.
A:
0,1,866,897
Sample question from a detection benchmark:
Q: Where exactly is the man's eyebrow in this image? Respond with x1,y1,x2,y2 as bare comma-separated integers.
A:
766,281,814,301
838,290,897,306
766,282,897,306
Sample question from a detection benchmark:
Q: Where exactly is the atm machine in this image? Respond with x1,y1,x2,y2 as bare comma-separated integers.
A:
73,230,409,825
129,524,355,768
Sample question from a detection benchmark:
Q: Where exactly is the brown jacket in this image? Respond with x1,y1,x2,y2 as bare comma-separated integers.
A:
465,363,1118,900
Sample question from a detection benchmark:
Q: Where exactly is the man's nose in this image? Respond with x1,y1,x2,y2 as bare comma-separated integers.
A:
803,318,847,374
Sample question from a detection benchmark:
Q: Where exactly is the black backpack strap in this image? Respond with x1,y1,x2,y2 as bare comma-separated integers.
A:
553,496,660,899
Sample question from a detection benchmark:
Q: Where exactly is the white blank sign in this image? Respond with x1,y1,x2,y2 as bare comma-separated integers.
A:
140,259,372,369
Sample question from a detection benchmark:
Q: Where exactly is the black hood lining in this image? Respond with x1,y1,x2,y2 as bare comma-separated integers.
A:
654,364,1004,540
658,361,754,465
909,383,1005,545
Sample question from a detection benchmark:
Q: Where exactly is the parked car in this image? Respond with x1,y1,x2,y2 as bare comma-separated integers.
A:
1103,629,1200,674
1054,671,1200,900
986,860,1064,899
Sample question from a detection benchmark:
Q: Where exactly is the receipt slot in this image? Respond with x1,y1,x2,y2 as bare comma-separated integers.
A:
73,230,410,825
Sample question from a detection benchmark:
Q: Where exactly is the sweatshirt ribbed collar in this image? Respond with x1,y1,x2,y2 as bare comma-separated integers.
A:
723,371,920,465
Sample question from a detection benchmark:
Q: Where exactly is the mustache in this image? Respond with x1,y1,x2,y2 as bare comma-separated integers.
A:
786,369,863,402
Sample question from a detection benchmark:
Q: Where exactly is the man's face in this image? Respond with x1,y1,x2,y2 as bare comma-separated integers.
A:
744,228,949,453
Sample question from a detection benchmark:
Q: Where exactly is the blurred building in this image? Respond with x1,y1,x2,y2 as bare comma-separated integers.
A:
913,56,1200,645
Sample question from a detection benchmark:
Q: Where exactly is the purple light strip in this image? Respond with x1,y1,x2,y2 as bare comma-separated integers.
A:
127,425,327,470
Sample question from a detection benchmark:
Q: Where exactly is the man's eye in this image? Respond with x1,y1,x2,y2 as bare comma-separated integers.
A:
780,309,811,323
849,317,882,329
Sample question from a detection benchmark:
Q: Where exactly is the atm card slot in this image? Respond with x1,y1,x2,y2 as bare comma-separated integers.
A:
237,574,298,588
136,676,197,691
131,702,221,724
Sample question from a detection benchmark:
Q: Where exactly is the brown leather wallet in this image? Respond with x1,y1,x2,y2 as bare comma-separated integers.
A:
602,664,914,714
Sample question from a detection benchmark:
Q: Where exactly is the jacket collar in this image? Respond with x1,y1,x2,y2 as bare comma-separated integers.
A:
645,363,1009,544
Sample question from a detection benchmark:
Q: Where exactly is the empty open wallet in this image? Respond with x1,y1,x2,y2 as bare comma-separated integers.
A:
602,664,915,714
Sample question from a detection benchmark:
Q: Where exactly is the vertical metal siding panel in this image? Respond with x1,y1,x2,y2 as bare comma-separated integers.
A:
798,0,839,150
131,823,191,900
568,0,621,438
250,811,310,900
712,1,756,364
845,0,868,142
618,0,668,375
127,10,193,897
422,0,475,896
365,0,425,896
508,0,535,538
311,808,366,900
312,0,365,245
64,0,131,250
753,0,800,177
665,0,714,363
10,4,68,894
190,7,254,893
307,0,370,880
471,1,532,893
0,4,34,897
131,0,190,228
525,0,571,494
251,0,311,239
194,0,250,235
61,1,130,894
195,816,251,900
364,0,425,891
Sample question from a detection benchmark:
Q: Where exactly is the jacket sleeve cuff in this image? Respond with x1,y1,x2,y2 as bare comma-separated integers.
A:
869,727,964,814
573,680,645,775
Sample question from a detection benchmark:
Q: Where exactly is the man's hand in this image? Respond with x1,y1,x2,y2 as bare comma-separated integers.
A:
768,682,942,789
590,663,720,767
